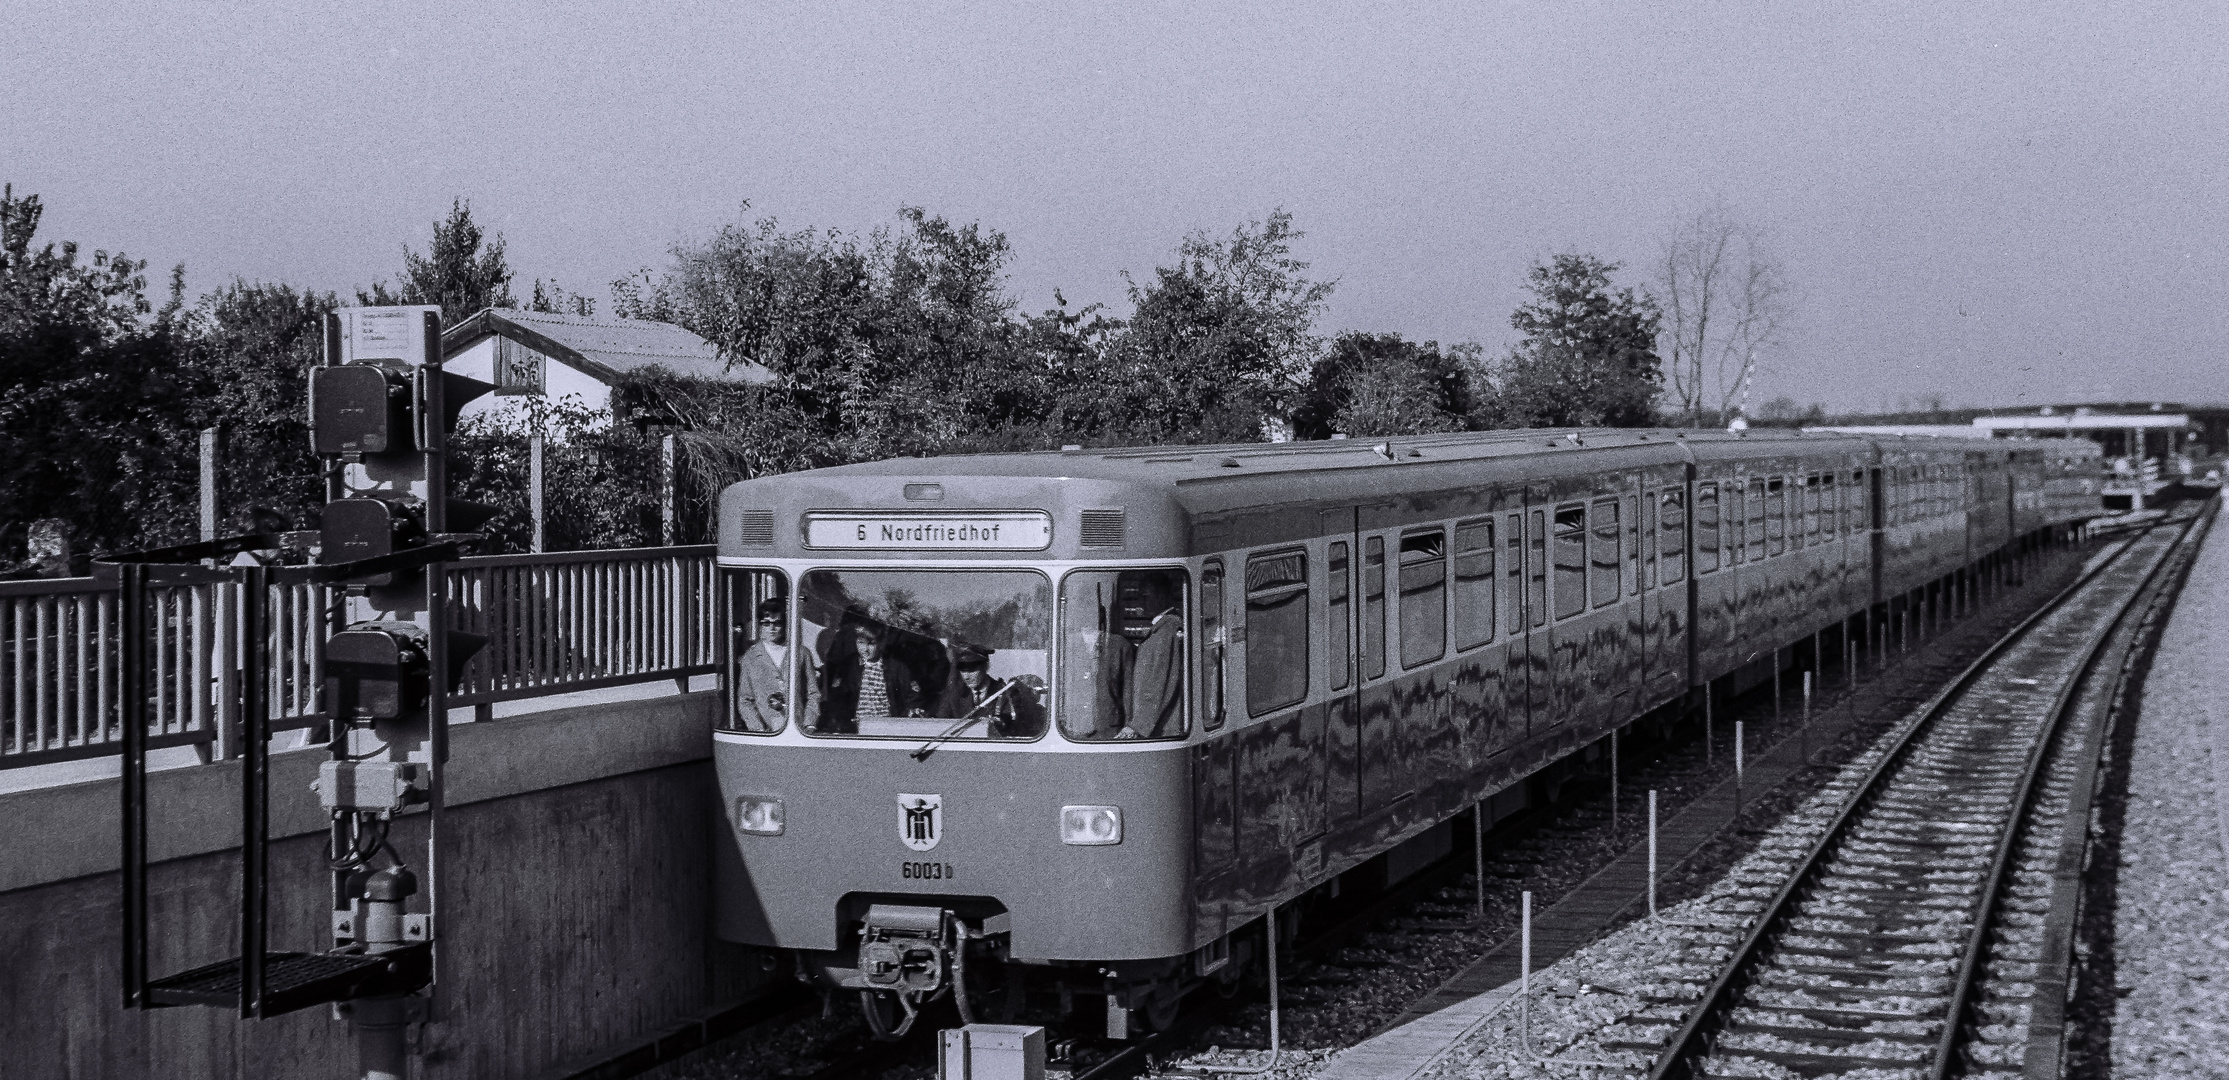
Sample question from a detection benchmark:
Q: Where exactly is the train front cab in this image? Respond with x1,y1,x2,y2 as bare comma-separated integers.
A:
712,469,1274,1036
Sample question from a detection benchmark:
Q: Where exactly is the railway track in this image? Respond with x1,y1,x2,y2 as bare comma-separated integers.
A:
1620,504,2209,1079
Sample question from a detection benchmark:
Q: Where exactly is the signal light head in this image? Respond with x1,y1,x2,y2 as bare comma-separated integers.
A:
325,624,428,721
320,498,424,586
311,364,411,456
323,622,489,721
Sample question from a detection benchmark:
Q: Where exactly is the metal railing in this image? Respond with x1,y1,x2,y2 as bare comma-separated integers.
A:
447,545,716,705
0,545,718,771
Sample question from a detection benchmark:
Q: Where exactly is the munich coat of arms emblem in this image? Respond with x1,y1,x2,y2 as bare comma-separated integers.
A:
897,793,942,852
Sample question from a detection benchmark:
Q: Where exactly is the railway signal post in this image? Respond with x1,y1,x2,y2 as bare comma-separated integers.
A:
109,306,491,1080
313,306,493,1077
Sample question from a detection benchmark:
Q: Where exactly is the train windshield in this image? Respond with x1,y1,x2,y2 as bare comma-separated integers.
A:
797,569,1052,740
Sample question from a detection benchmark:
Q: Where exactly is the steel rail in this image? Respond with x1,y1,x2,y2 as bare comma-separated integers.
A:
1928,507,2200,1077
1644,519,2177,1080
2014,498,2215,1076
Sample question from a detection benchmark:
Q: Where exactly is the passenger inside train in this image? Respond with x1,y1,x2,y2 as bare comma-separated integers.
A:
796,568,1053,738
1059,568,1188,741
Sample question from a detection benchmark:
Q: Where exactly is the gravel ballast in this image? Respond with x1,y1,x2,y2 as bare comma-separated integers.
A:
2088,515,2229,1077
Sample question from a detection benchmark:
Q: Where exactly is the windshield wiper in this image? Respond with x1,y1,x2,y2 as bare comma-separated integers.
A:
910,681,1025,762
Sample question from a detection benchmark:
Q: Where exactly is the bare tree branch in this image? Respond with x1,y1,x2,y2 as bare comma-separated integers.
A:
1655,200,1789,427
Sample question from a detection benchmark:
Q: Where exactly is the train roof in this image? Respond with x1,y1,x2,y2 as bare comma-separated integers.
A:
717,428,2079,559
782,427,1894,486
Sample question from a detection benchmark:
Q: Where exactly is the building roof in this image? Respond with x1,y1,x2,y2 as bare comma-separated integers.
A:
1974,413,2190,432
1806,424,1991,438
443,308,778,386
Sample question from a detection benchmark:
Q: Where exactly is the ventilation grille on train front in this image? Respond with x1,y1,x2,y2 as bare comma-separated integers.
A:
1079,509,1126,548
735,509,776,546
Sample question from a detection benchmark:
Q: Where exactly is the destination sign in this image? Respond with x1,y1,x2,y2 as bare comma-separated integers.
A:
803,511,1053,550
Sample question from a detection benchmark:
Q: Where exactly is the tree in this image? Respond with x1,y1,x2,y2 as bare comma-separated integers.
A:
360,198,516,322
1751,395,1826,428
0,184,204,568
528,279,595,317
1084,209,1333,445
178,281,339,532
1292,332,1477,439
1656,201,1789,427
1486,254,1663,429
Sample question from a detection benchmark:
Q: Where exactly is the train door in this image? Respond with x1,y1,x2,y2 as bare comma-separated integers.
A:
1643,479,1690,706
1548,500,1586,733
1525,505,1551,734
1582,493,1632,726
1357,527,1406,816
1192,559,1236,884
1626,486,1646,706
1322,509,1361,827
1503,510,1530,741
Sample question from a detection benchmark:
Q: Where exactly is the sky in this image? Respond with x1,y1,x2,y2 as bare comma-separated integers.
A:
9,1,2224,414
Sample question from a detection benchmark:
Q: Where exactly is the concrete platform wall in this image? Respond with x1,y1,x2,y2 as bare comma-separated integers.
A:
0,692,760,1080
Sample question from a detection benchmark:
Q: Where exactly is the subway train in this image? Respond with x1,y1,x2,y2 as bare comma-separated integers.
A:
707,427,2103,1037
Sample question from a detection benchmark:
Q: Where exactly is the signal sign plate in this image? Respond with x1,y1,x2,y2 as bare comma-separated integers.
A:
336,306,440,366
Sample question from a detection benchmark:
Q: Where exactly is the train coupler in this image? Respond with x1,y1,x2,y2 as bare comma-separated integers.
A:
853,904,954,1038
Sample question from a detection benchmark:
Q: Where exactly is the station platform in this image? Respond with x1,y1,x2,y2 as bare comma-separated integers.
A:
2096,508,2229,1075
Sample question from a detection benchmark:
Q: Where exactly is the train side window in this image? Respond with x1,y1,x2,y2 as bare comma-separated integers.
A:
1399,530,1448,668
1506,513,1526,629
1763,478,1784,558
1725,483,1744,565
722,568,793,735
1804,474,1820,543
1744,479,1766,563
1245,550,1309,716
1661,491,1687,583
1553,503,1587,619
1642,492,1658,588
1849,469,1865,534
1821,474,1837,540
1589,497,1620,608
1059,568,1190,742
1695,483,1719,573
1454,519,1495,651
1200,561,1225,731
1527,510,1547,627
1363,537,1387,680
1328,542,1351,691
1787,478,1802,550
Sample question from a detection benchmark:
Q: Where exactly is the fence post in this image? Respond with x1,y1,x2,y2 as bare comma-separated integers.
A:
529,431,546,554
199,426,222,543
212,577,241,761
661,433,677,547
676,553,696,694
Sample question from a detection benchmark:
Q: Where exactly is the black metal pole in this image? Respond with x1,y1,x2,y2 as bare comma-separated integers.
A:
120,563,149,1009
241,564,270,1018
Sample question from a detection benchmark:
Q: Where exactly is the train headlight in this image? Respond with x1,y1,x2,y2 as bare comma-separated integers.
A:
735,795,785,836
1060,805,1122,846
